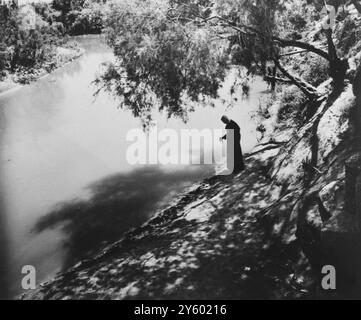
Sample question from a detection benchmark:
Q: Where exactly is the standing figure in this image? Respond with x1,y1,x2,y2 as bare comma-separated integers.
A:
220,116,245,174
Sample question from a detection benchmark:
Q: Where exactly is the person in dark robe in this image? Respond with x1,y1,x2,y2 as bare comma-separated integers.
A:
220,116,245,174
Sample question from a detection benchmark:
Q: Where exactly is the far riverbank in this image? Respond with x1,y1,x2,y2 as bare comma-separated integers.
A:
0,43,84,97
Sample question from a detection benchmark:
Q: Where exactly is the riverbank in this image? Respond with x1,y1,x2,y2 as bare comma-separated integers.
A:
0,45,84,97
19,75,360,299
17,33,361,301
16,5,361,299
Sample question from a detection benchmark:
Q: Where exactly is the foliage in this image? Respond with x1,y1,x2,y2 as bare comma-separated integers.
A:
0,4,60,78
97,0,229,126
33,2,62,24
97,0,291,123
97,0,357,124
282,1,315,35
52,0,106,35
52,0,86,16
68,1,106,35
288,13,307,31
302,55,330,87
0,0,107,79
277,85,307,123
335,16,359,57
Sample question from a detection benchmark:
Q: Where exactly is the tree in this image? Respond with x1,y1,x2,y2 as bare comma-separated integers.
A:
97,0,351,125
68,0,107,35
97,0,229,126
0,4,60,74
51,0,107,35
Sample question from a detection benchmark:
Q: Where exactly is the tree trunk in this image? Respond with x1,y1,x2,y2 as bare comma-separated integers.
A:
273,37,330,61
325,28,338,62
325,28,349,85
274,59,321,99
274,32,348,85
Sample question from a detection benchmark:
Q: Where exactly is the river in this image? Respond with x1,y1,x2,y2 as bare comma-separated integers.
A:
0,35,268,298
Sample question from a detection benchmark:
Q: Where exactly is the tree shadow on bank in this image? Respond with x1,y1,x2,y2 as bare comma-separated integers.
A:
33,165,214,269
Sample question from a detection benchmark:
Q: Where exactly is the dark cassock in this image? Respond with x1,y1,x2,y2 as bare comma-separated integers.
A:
221,117,245,174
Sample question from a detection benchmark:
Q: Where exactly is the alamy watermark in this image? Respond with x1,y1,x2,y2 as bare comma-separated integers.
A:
19,264,337,292
126,126,235,175
321,265,336,290
21,265,36,290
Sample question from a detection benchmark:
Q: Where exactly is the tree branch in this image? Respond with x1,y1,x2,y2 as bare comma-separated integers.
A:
181,12,331,62
273,37,330,61
274,59,321,99
246,144,281,158
264,75,292,84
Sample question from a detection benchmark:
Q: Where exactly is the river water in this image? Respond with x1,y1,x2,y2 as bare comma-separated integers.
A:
0,35,268,298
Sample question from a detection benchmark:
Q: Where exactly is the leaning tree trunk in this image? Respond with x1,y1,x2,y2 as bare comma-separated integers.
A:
274,59,321,99
325,28,349,85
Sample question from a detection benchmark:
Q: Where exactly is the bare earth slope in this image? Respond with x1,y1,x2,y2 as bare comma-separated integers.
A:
21,5,361,300
22,81,360,299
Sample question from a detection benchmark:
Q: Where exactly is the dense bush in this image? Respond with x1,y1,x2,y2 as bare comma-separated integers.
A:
277,85,307,123
33,2,61,24
0,4,60,78
281,2,315,37
0,42,8,78
67,1,106,35
0,0,107,79
288,12,307,31
52,0,106,35
336,16,360,58
301,55,330,87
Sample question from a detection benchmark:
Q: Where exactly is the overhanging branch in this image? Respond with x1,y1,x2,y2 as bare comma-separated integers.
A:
273,37,330,61
274,59,321,99
174,10,331,62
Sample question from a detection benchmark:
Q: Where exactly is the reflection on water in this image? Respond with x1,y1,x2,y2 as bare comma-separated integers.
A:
34,165,214,269
0,35,268,298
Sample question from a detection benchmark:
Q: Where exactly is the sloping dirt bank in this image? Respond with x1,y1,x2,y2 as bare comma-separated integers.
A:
20,80,360,299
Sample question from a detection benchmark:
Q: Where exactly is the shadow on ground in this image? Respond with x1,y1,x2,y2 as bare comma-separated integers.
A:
33,165,214,269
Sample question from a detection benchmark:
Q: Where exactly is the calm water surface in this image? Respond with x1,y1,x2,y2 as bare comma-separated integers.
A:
0,36,268,297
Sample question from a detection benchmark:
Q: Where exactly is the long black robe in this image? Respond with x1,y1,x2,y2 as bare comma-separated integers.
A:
224,120,245,173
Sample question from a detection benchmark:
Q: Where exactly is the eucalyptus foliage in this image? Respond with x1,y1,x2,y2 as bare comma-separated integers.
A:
98,0,346,124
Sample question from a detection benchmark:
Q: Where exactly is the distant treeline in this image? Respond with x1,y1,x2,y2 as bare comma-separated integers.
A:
50,0,107,36
0,0,107,79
